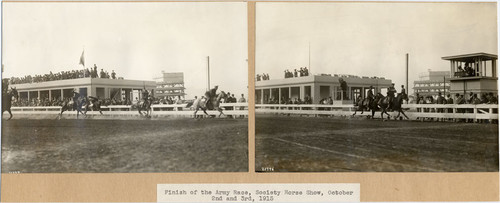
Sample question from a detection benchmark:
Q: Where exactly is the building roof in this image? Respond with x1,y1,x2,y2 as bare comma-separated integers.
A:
441,52,498,62
256,75,392,88
10,78,156,91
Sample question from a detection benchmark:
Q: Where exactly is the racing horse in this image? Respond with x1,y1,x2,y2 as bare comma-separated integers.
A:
138,96,154,117
378,93,409,120
194,91,227,118
84,96,103,115
58,96,86,119
368,93,383,119
352,97,373,116
2,87,18,120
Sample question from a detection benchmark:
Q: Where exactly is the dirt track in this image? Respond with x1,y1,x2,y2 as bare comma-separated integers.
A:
2,118,248,173
256,115,498,172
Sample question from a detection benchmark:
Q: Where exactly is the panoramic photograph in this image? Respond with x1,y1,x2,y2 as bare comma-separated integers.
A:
255,2,498,172
2,2,248,173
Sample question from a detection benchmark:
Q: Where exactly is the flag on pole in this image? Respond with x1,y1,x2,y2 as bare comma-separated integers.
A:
79,50,85,67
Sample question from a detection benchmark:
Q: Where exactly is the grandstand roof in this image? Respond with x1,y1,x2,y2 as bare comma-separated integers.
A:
442,52,498,62
10,78,156,91
256,74,392,88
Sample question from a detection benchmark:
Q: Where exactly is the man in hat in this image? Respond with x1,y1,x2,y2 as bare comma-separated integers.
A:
387,83,397,110
205,85,218,108
141,88,150,109
339,78,348,100
367,85,374,105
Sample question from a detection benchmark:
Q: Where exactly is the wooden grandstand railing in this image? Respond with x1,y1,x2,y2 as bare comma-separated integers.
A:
255,104,498,122
10,103,249,117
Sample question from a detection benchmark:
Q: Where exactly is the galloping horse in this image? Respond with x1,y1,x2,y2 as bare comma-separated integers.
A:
2,87,18,120
352,97,373,116
138,96,154,117
84,96,103,115
392,93,409,120
194,91,227,118
59,96,86,119
369,94,383,119
378,93,409,120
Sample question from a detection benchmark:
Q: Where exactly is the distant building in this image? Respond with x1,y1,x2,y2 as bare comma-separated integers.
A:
413,69,451,97
255,74,392,104
154,72,186,99
442,52,497,96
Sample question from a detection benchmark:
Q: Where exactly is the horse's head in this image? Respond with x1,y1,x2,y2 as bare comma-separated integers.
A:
397,93,408,103
9,87,18,100
217,91,227,101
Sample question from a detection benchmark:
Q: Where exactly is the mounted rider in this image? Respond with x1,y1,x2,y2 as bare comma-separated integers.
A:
367,85,374,104
141,88,150,108
387,83,397,110
204,85,218,108
2,79,8,95
72,88,81,110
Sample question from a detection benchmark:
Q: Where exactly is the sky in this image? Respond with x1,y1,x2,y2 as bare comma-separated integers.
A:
2,2,248,99
255,2,498,94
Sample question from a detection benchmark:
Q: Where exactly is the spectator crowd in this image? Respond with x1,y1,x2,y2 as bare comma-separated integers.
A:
256,73,270,81
9,64,119,85
284,67,309,78
415,92,498,105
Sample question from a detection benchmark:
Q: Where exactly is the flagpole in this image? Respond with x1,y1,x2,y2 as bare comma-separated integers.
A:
308,42,311,74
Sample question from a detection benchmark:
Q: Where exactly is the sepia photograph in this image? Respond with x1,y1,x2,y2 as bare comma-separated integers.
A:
1,2,249,173
255,2,498,172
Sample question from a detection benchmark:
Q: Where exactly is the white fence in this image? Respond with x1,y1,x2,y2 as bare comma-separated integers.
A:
256,103,498,121
10,103,249,117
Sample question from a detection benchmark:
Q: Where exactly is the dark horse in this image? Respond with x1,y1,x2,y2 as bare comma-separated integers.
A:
194,91,227,118
352,97,373,117
59,96,86,119
378,93,409,120
84,96,103,115
2,87,18,120
138,96,154,117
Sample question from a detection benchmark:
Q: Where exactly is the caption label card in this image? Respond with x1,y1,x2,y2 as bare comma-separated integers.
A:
157,183,360,202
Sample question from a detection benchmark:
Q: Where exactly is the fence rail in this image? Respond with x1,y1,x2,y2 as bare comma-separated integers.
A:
10,103,249,117
256,103,499,121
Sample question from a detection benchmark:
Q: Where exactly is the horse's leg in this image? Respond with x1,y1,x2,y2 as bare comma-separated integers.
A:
59,107,66,119
352,109,357,116
220,109,225,117
401,110,409,120
7,109,12,120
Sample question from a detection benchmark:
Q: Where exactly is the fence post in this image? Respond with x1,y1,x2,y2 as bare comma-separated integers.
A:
489,107,493,123
473,105,477,123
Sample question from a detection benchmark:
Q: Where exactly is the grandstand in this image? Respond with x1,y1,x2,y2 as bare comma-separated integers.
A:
443,52,498,95
255,74,392,105
9,77,156,103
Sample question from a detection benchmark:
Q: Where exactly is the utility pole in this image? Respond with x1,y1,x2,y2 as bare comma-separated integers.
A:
308,42,311,74
207,56,210,91
406,53,409,104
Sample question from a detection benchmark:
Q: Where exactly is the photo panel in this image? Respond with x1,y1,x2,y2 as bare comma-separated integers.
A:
254,2,498,173
2,1,249,173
